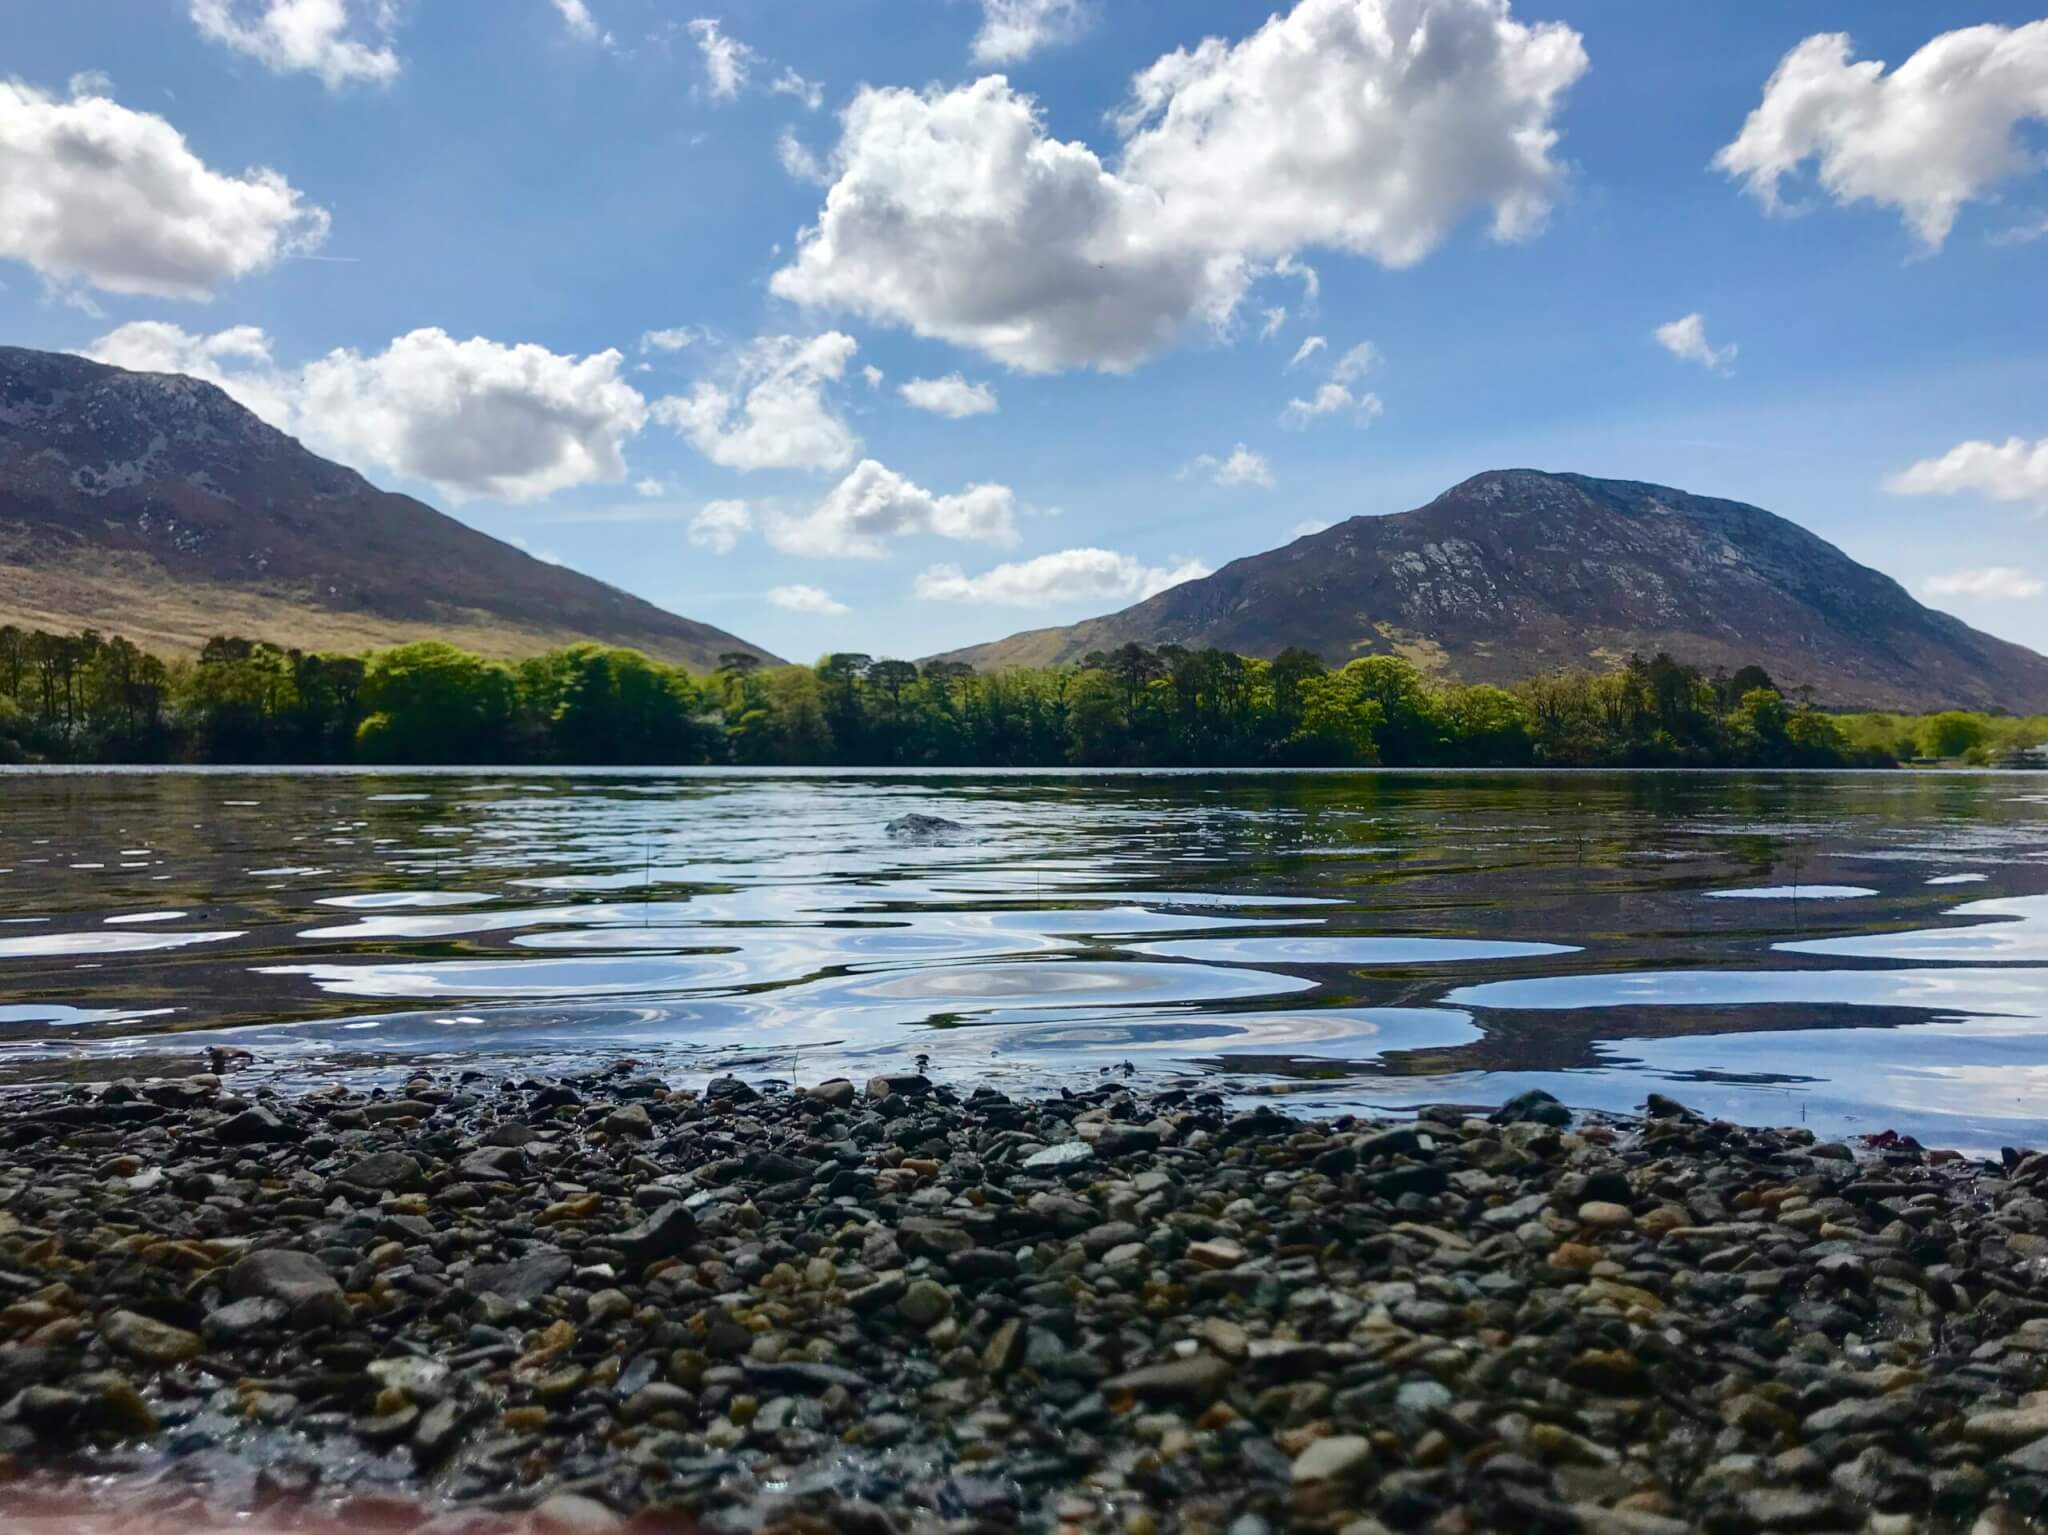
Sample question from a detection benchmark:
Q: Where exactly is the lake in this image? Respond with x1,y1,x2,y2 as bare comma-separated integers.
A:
2,767,2046,1150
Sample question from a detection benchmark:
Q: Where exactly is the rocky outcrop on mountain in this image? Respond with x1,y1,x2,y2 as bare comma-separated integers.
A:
942,470,2048,712
0,345,775,668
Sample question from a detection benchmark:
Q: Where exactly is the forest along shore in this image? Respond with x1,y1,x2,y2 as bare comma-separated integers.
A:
12,626,2046,770
4,1073,2048,1534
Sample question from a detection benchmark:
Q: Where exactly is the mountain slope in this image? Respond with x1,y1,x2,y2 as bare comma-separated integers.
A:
0,346,777,669
941,470,2048,713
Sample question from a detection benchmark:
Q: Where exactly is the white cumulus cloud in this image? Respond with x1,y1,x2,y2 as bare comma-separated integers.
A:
1923,566,2045,601
1115,0,1585,264
777,130,829,184
1992,213,2048,247
774,0,1586,373
551,0,612,46
1330,341,1379,382
1716,23,2048,250
899,374,999,418
82,320,301,424
190,0,400,88
770,584,850,615
639,326,694,353
690,499,752,552
1654,312,1737,373
1288,336,1328,370
652,332,860,473
1887,436,2048,505
85,322,650,504
770,76,1239,374
1185,444,1274,488
688,17,753,99
684,18,819,109
916,548,1210,607
1281,382,1382,429
769,459,1018,558
0,77,330,300
771,67,824,111
972,0,1088,64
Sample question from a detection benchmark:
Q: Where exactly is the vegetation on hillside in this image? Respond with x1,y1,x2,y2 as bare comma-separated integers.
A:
2,625,2042,770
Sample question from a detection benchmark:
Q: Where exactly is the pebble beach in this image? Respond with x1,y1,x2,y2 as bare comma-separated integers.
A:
4,1066,2048,1534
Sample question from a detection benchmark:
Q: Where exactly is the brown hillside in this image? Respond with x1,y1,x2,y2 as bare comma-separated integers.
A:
0,346,776,669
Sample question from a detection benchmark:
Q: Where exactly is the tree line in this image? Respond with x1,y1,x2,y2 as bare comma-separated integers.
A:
1,624,2042,769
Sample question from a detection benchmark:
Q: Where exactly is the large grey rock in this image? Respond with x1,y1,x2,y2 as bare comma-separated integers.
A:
866,1072,932,1101
612,1203,698,1267
227,1249,350,1326
884,813,966,842
215,1105,292,1144
336,1151,423,1191
464,1249,572,1302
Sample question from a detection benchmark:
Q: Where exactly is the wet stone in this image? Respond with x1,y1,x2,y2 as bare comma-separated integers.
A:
203,1296,288,1340
1107,1355,1232,1407
866,1072,932,1102
214,1105,291,1144
337,1152,423,1191
227,1249,350,1326
612,1203,698,1267
1292,1435,1374,1485
99,1310,202,1365
464,1248,573,1302
603,1103,653,1138
897,1278,954,1327
5,1068,2048,1533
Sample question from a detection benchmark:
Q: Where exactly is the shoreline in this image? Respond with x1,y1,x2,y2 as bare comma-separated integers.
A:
3,1068,2047,1533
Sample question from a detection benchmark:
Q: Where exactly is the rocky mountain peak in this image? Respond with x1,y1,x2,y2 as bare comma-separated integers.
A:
940,469,2048,712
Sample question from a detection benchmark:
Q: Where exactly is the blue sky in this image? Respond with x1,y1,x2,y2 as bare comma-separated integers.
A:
3,0,2046,664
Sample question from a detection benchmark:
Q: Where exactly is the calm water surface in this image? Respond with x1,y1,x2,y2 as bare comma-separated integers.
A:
3,768,2046,1149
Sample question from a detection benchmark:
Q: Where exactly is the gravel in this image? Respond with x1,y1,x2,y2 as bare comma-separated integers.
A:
3,1068,2048,1533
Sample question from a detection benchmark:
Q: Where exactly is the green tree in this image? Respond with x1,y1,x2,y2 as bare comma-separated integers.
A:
1291,669,1383,764
1342,656,1443,764
1920,711,1988,760
355,642,515,762
1439,684,1532,765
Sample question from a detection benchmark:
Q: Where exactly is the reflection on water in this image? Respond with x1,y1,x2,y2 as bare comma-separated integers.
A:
1704,884,1877,900
0,767,2045,1149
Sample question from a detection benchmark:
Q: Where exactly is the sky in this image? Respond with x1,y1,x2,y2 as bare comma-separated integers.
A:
2,0,2046,665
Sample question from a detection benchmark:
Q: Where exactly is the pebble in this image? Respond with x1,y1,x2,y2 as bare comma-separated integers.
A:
602,1103,653,1138
1187,1238,1247,1269
98,1310,202,1365
2,1073,2044,1535
1291,1435,1374,1485
227,1248,350,1326
897,1278,954,1327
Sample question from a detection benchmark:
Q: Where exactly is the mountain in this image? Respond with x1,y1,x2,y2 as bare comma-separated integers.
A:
942,469,2048,713
0,346,776,669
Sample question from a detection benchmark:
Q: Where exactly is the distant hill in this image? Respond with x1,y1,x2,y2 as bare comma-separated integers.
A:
940,469,2048,713
0,346,776,669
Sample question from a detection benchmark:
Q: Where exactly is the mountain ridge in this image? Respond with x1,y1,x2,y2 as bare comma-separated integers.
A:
938,469,2048,713
0,345,777,669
